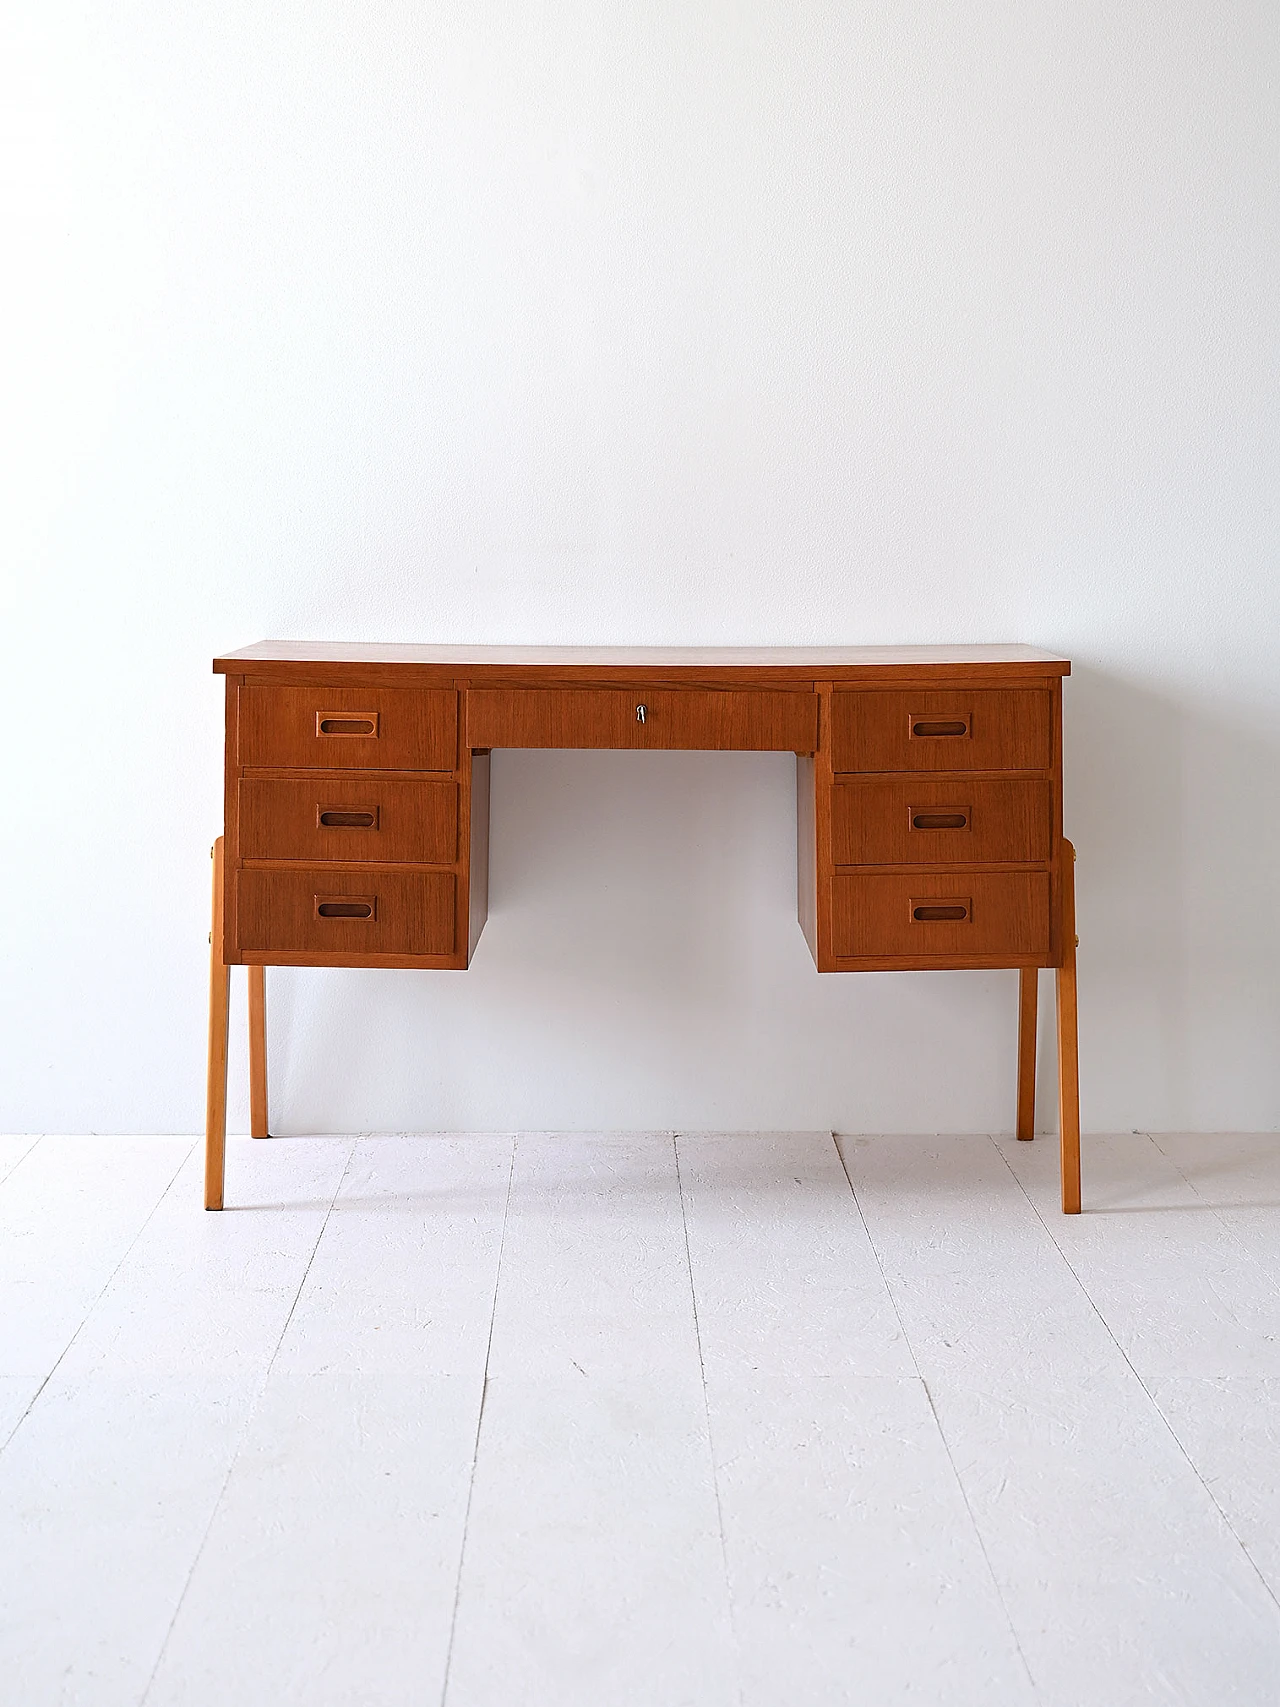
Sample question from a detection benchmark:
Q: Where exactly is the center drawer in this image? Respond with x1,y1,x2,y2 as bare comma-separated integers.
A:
466,688,819,752
237,867,456,958
239,777,457,865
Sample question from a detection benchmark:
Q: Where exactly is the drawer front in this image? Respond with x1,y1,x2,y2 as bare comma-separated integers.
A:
832,778,1051,866
237,868,456,958
832,872,1050,960
239,778,457,865
831,690,1050,773
239,687,457,771
466,688,818,753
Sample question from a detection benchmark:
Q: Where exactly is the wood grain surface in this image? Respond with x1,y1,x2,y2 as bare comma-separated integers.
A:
238,777,458,865
831,871,1051,961
466,687,819,752
237,867,456,959
238,685,458,771
832,778,1051,866
830,689,1052,774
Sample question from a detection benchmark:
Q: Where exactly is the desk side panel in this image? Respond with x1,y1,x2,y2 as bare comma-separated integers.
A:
796,755,818,962
221,674,241,953
466,748,490,963
1049,674,1067,968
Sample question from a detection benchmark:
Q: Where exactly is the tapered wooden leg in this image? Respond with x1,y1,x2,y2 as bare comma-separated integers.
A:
248,964,269,1138
1016,967,1038,1141
1056,840,1081,1213
205,838,229,1210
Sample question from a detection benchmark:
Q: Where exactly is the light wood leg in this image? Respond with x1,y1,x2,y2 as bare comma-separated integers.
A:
1056,840,1081,1213
1016,967,1037,1141
204,838,229,1210
248,964,269,1138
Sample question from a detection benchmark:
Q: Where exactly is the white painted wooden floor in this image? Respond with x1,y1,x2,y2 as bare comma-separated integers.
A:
2,1132,1280,1706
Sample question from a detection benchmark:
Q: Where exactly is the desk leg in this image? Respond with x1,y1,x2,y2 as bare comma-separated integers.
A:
248,965,269,1138
1016,968,1037,1141
1057,841,1081,1214
205,838,229,1211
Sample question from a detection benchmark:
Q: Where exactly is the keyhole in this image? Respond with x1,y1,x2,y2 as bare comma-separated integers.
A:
636,703,647,724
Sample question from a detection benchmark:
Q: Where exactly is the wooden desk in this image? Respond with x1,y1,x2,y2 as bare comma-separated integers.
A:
206,643,1080,1212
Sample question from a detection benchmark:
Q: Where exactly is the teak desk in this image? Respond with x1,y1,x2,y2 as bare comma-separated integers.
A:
206,643,1080,1213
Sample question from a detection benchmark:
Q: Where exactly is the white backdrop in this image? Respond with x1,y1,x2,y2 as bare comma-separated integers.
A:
2,2,1277,1135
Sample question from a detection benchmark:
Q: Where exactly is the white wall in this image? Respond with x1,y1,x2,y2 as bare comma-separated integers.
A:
2,2,1277,1136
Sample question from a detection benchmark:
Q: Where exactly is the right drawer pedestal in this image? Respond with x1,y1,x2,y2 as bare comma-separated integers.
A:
811,682,1062,972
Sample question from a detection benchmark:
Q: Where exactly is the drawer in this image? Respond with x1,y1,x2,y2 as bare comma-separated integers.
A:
239,778,457,865
831,872,1050,960
237,867,456,958
238,686,457,771
832,778,1051,866
466,688,818,753
831,690,1050,773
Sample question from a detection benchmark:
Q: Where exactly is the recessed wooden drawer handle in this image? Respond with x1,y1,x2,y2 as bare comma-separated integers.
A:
911,811,969,831
911,899,971,923
317,809,378,829
911,718,969,738
315,896,376,920
316,712,379,737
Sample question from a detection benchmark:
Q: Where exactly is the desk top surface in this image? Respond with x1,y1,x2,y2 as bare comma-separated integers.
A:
216,640,1070,681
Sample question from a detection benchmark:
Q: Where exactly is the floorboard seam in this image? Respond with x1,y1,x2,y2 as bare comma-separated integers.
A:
1147,1131,1280,1294
438,1133,517,1707
0,1139,197,1460
137,1135,358,1707
994,1133,1280,1625
0,1134,43,1193
834,1133,1042,1700
672,1131,743,1707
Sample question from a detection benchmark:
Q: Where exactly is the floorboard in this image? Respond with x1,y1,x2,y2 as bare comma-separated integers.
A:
999,1132,1280,1378
1153,1130,1280,1287
0,1136,192,1448
925,1370,1280,1707
0,1133,41,1190
147,1137,513,1707
1144,1375,1280,1603
679,1132,1034,1706
2,1130,1279,1706
844,1132,1280,1706
1132,1135,1280,1609
0,1137,351,1707
444,1133,735,1707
